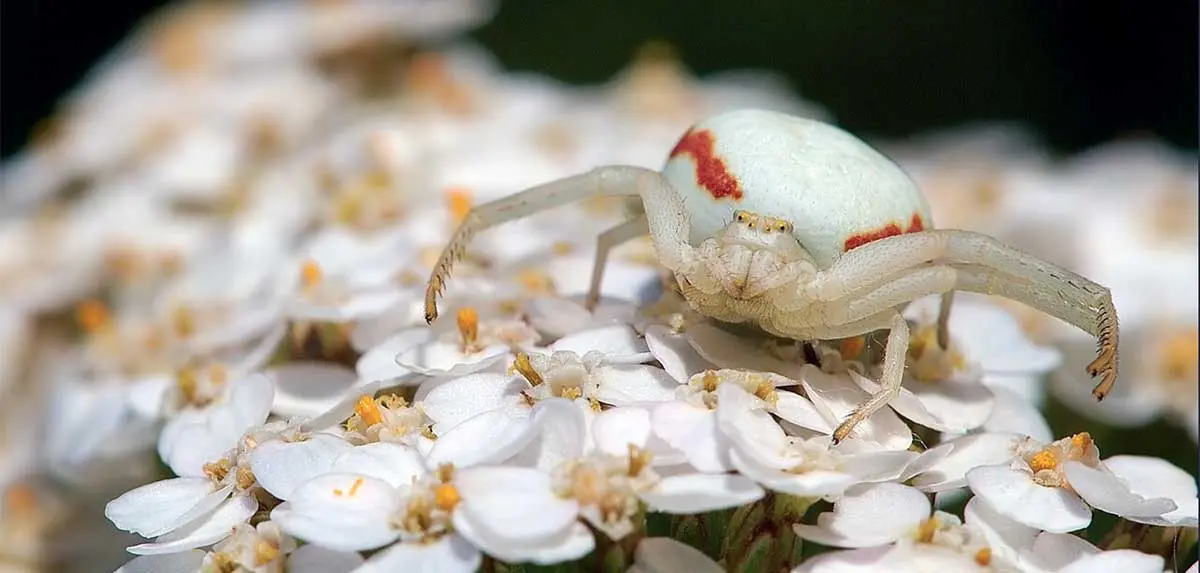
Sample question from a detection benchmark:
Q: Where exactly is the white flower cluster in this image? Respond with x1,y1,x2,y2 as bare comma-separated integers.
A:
0,2,1195,573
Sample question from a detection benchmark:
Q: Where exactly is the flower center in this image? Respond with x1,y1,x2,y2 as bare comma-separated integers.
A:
456,307,480,353
1155,327,1198,386
345,394,429,445
300,259,323,292
1021,432,1101,491
784,438,843,474
909,512,1000,569
553,447,655,539
75,300,111,334
690,369,779,409
906,322,967,382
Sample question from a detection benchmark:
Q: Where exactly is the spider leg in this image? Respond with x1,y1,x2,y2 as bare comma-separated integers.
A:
584,215,649,311
800,230,1118,400
831,312,909,444
935,291,954,350
424,166,691,323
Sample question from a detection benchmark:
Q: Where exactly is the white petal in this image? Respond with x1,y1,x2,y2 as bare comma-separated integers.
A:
801,366,912,451
979,386,1052,442
729,448,857,498
1064,461,1178,521
906,432,1021,492
271,473,401,551
286,544,366,573
594,365,678,405
715,383,793,469
794,483,930,548
269,362,359,419
227,373,276,430
508,398,588,472
773,391,834,433
355,327,431,384
396,340,509,377
966,465,1092,533
644,325,715,384
250,434,354,500
453,515,595,566
1022,530,1100,571
840,451,918,483
330,442,427,488
113,551,206,573
126,493,258,555
594,406,653,455
357,534,480,573
640,473,764,514
651,402,731,473
454,466,579,545
1101,455,1199,527
963,496,1039,565
550,324,650,361
1057,549,1165,573
421,373,527,432
126,375,171,420
426,410,534,469
104,478,222,538
524,296,636,340
630,538,723,573
686,323,803,376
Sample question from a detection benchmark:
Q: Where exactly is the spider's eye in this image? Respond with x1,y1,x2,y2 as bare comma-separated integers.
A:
735,213,746,222
778,223,789,232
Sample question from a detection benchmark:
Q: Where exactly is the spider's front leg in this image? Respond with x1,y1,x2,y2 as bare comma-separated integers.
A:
827,312,910,444
424,166,692,323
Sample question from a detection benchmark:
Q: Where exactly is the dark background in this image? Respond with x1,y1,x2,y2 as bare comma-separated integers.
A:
2,1,1197,159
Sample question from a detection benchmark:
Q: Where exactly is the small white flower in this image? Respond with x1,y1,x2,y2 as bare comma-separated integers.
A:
964,432,1189,532
716,383,915,498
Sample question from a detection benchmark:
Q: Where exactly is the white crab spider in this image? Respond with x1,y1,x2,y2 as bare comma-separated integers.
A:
424,109,1119,443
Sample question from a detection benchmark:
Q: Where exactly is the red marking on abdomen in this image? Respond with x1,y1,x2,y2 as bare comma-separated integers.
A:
669,128,743,201
843,213,926,252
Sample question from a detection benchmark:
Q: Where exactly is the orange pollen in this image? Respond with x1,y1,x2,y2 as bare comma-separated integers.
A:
348,477,364,497
171,305,195,338
974,547,992,566
1070,432,1093,450
701,370,721,392
456,307,479,347
3,483,37,516
76,300,110,332
444,187,473,225
300,259,323,288
1029,450,1059,473
433,483,461,511
354,395,384,427
840,336,866,360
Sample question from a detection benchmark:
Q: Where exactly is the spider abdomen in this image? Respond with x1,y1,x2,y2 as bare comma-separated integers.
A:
662,109,933,268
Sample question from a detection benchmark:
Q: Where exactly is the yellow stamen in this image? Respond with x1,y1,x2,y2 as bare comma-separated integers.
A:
170,305,195,338
444,187,473,226
177,367,199,403
1159,327,1199,381
915,516,938,544
551,240,574,255
435,463,455,484
208,363,228,387
974,547,992,566
840,336,866,360
300,259,323,288
354,396,384,427
510,353,543,386
76,300,110,333
559,386,583,400
516,268,556,295
456,307,479,350
701,370,720,392
333,192,363,225
1029,450,1059,473
348,477,364,497
752,376,779,407
235,467,255,490
254,540,280,565
627,444,653,477
433,483,461,511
